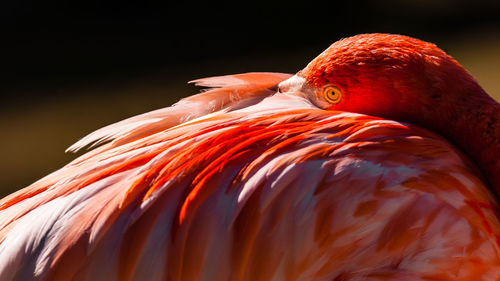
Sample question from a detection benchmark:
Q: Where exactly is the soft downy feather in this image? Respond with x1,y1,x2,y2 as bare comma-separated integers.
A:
0,72,499,281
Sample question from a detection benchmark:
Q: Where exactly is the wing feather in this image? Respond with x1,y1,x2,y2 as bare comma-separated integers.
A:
66,72,292,153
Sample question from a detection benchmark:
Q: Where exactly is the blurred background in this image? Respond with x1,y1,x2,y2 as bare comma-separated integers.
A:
1,0,500,197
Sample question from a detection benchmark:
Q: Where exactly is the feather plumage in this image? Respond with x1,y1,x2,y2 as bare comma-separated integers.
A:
1,34,500,280
1,72,499,280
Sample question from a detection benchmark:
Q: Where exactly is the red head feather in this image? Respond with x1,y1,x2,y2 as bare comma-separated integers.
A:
298,33,500,198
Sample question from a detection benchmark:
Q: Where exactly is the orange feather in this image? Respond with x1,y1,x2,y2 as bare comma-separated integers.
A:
0,34,499,280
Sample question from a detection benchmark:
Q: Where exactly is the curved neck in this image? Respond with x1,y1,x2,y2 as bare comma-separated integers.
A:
439,89,500,198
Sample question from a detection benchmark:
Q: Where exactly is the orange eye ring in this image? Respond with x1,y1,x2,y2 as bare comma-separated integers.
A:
323,85,343,104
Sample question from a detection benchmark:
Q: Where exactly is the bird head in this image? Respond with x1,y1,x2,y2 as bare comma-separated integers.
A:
278,33,500,196
278,33,486,130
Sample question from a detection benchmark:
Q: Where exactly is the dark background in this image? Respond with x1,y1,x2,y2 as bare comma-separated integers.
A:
1,0,500,196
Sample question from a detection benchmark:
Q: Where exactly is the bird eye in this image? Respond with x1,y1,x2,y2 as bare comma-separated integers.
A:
323,85,343,104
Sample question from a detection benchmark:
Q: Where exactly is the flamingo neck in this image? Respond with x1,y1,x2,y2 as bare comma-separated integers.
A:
440,89,500,198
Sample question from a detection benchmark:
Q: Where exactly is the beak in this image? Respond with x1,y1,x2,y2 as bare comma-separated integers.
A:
266,74,326,109
276,74,313,99
275,75,331,110
278,75,305,92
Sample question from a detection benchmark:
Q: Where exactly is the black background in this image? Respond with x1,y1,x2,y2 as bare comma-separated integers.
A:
3,1,499,99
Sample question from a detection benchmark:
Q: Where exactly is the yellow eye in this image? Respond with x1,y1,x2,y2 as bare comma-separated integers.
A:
323,85,343,104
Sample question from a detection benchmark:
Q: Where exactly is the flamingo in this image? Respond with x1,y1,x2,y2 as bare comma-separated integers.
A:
0,33,499,280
